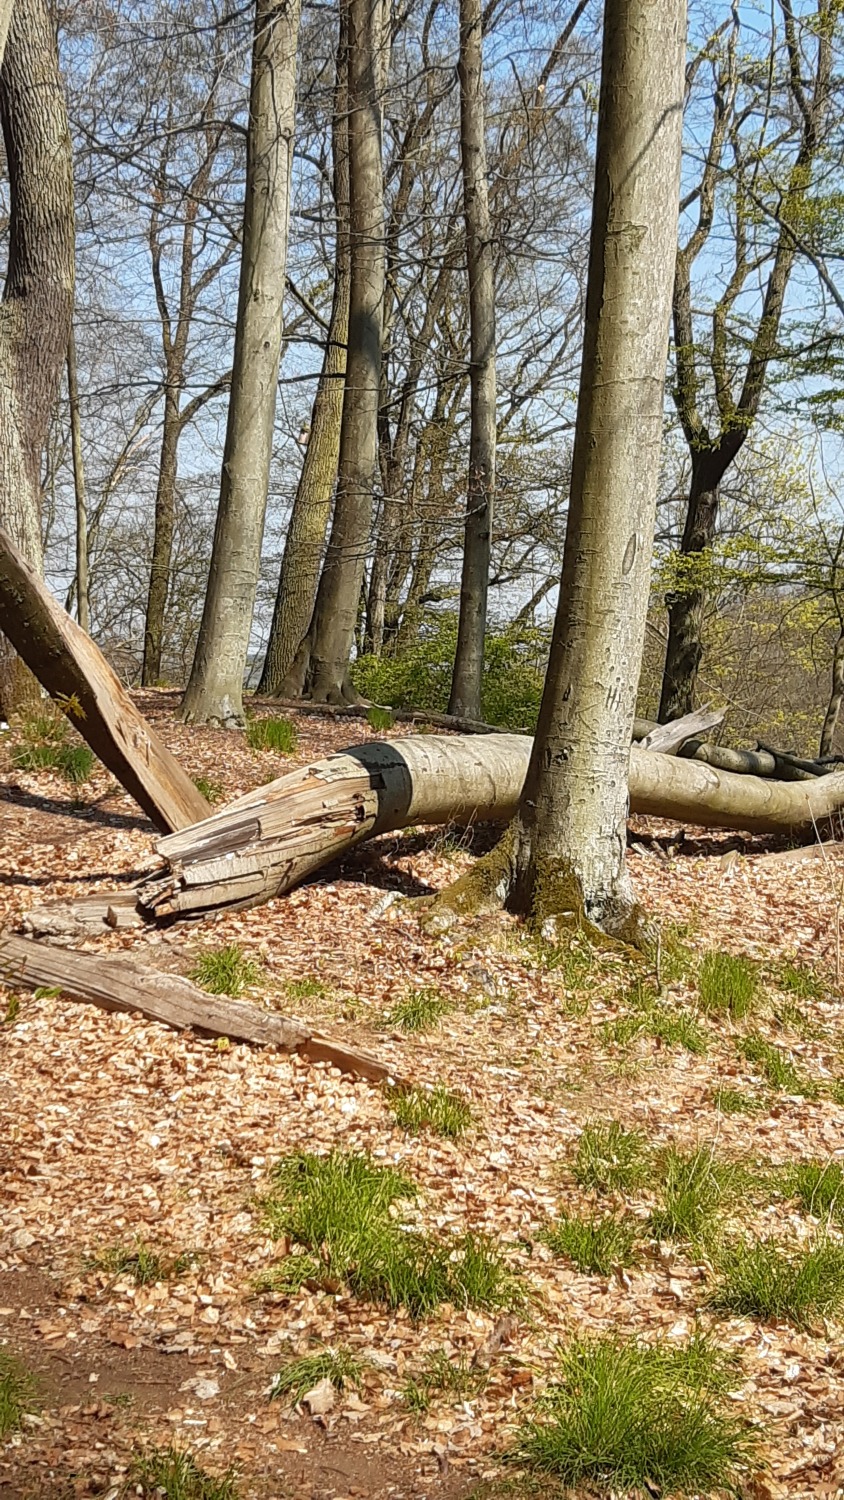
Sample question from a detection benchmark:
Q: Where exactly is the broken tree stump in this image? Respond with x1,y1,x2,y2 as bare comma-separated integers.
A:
0,931,394,1082
0,527,210,833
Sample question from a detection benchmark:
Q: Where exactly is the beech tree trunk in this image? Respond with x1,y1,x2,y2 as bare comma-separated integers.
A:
302,0,386,704
820,630,844,758
0,0,75,715
66,326,90,634
448,0,496,722
181,0,301,726
432,0,687,939
258,10,351,697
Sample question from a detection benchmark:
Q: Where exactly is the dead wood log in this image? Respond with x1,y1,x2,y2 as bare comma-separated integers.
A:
0,931,394,1082
252,694,659,743
638,706,725,754
126,734,844,922
0,527,210,833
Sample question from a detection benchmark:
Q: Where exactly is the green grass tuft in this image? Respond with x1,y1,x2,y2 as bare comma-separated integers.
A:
262,1150,522,1317
699,951,758,1018
603,982,707,1054
366,705,395,731
513,1333,754,1495
386,986,452,1033
0,1351,35,1438
831,1078,844,1107
284,974,329,1002
777,960,826,1002
189,944,261,997
541,1210,638,1275
11,708,95,785
649,1147,741,1245
785,1159,844,1223
245,715,297,754
389,1084,473,1138
713,1086,763,1115
193,775,224,804
711,1236,844,1328
87,1238,197,1286
737,1032,818,1096
124,1445,238,1499
269,1346,364,1404
403,1349,485,1413
572,1120,651,1195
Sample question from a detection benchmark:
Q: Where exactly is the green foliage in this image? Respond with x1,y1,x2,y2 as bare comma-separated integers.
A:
386,986,452,1033
351,615,549,730
269,1346,365,1404
124,1446,238,1499
513,1334,755,1496
603,985,708,1055
713,1087,763,1115
649,1147,742,1245
10,708,95,785
403,1349,486,1413
737,1032,818,1096
284,974,329,1002
88,1238,196,1286
541,1210,638,1275
262,1151,522,1317
0,1351,35,1438
699,952,758,1019
711,1237,844,1328
366,705,395,731
245,715,298,754
785,1160,844,1223
389,1084,473,1138
572,1120,651,1195
189,944,261,997
831,1079,844,1107
3,994,20,1026
193,775,224,804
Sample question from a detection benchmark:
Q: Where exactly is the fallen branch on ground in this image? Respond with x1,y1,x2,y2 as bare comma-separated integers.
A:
0,931,394,1082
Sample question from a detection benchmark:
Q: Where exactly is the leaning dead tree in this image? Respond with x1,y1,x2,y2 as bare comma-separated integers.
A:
0,528,210,832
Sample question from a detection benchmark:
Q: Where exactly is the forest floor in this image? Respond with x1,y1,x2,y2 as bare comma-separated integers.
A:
1,692,844,1500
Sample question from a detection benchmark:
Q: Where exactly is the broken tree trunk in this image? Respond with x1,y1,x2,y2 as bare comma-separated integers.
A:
130,734,844,922
0,930,393,1081
0,526,211,832
638,705,725,754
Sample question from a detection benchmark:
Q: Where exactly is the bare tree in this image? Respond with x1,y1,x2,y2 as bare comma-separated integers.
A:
431,0,685,936
181,0,302,725
66,325,90,633
0,0,75,714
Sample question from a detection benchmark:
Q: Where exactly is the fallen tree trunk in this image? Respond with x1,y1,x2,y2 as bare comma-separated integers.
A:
638,705,725,754
0,931,394,1081
0,527,211,832
132,734,844,922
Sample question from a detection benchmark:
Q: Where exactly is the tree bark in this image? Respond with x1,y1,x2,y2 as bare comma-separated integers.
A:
434,0,687,939
66,325,90,634
448,0,496,721
302,0,386,704
258,10,351,697
820,630,844,758
0,526,211,831
0,0,75,715
180,0,301,726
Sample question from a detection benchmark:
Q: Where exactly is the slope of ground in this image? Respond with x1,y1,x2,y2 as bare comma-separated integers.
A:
1,692,843,1500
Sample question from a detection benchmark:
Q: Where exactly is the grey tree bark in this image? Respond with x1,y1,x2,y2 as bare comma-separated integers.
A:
180,0,301,726
448,0,496,721
820,631,844,758
0,0,75,715
301,0,387,704
66,325,90,634
432,0,687,939
258,9,351,697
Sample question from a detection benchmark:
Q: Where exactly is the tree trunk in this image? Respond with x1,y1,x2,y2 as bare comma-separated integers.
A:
258,11,351,697
433,0,687,939
303,0,386,704
448,0,496,722
658,453,721,721
0,0,75,716
820,630,844,758
66,325,90,634
142,382,182,685
180,0,301,726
